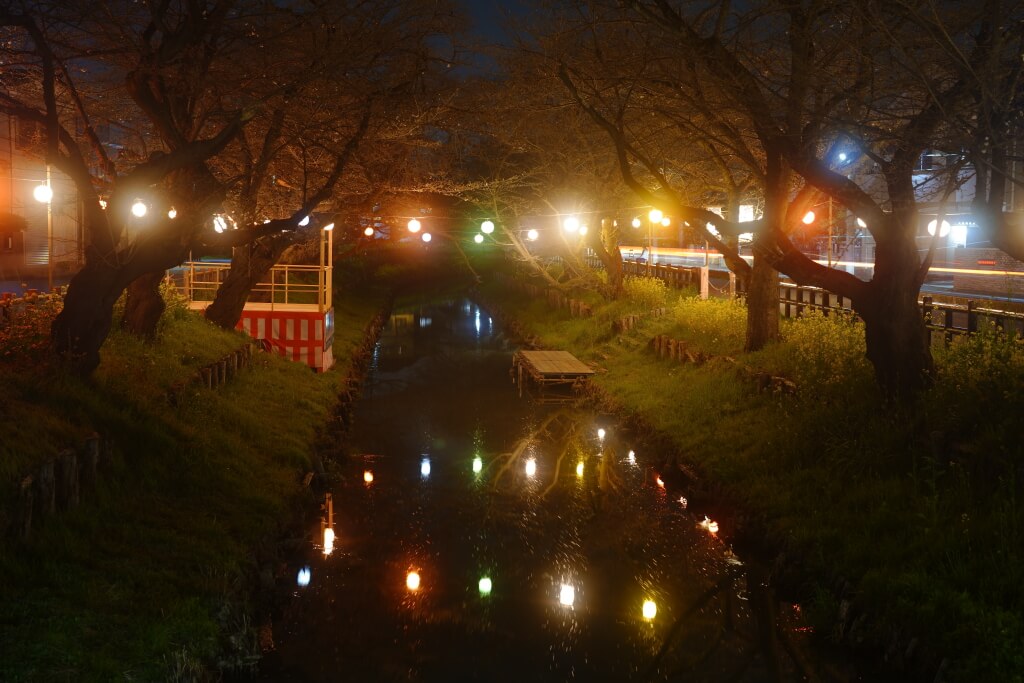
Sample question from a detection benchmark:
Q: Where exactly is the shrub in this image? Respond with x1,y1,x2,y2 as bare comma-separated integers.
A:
623,275,668,310
781,309,872,388
673,295,747,350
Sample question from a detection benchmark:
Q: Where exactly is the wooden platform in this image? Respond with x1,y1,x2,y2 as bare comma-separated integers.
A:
512,350,594,402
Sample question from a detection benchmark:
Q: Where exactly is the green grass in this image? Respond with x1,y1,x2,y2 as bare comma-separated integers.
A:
0,277,388,681
481,271,1024,682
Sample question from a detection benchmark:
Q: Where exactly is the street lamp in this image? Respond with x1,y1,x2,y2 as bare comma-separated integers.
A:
646,209,664,274
33,168,53,292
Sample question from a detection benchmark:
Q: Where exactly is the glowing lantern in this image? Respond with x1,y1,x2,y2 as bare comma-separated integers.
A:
525,458,537,478
579,225,588,235
363,226,375,237
407,218,421,233
559,584,575,607
478,576,492,596
563,216,579,233
678,496,688,508
527,229,539,241
297,566,311,587
655,476,665,488
481,220,495,234
661,216,671,227
131,200,147,218
627,450,636,464
298,215,311,227
422,232,432,243
420,458,431,478
802,211,815,225
167,207,177,219
406,571,421,591
322,527,335,556
363,470,374,484
597,428,606,440
856,217,867,228
927,219,951,237
474,234,484,244
648,208,663,223
33,184,52,203
642,599,657,620
576,461,584,478
472,456,483,474
631,217,641,228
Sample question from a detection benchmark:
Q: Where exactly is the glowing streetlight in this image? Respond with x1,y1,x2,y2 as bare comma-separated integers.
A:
322,222,335,231
422,232,432,243
481,220,495,234
32,184,52,203
927,219,951,237
473,233,484,244
131,199,147,218
34,173,54,292
802,210,816,225
408,218,421,233
563,216,580,233
527,228,539,241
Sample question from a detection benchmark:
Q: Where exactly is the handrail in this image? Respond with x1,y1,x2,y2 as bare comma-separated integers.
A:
180,261,328,311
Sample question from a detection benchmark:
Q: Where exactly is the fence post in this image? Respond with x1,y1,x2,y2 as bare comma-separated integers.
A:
967,300,978,334
921,296,933,347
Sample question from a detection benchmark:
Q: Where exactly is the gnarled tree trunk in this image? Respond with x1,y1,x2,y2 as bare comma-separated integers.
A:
204,234,295,329
121,271,166,339
744,246,779,353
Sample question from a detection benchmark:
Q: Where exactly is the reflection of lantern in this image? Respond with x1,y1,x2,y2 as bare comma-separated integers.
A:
655,476,665,488
363,470,374,484
525,458,537,477
472,456,483,474
323,527,335,556
420,458,431,478
478,577,493,596
297,566,312,587
597,428,606,440
576,462,584,478
642,600,657,620
559,584,575,606
406,571,421,591
627,450,636,464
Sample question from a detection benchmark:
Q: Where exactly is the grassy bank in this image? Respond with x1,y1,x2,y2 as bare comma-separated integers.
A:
0,277,388,681
481,271,1024,682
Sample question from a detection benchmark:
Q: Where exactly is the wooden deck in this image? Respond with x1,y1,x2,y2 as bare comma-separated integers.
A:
512,350,594,402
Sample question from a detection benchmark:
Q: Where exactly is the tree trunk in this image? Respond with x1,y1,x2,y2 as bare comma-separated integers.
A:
51,258,122,374
744,244,780,352
121,271,166,339
204,235,293,329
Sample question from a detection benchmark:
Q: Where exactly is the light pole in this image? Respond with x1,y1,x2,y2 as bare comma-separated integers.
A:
320,222,334,314
32,166,53,292
647,208,663,275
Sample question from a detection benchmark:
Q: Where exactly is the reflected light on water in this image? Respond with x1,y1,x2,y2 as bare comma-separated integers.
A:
576,461,584,478
525,458,537,477
627,450,636,464
406,571,421,591
472,456,483,474
597,428,606,440
297,566,311,587
420,458,431,478
478,576,493,596
700,516,720,534
642,599,657,620
323,527,335,556
363,470,374,484
678,496,688,508
655,475,665,488
559,584,575,607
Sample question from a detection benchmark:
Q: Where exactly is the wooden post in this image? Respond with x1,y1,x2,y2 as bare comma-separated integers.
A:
16,476,34,539
921,296,933,347
81,435,100,491
967,300,978,334
55,449,79,511
35,459,56,519
201,366,213,388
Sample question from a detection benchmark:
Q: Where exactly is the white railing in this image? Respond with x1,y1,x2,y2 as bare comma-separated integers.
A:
180,261,331,312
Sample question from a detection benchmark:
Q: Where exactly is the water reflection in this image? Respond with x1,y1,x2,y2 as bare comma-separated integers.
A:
257,298,830,682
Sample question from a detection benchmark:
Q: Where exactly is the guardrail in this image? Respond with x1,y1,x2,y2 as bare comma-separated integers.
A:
584,257,1024,343
179,261,329,311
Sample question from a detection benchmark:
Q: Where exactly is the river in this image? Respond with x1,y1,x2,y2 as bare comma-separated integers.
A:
255,297,839,682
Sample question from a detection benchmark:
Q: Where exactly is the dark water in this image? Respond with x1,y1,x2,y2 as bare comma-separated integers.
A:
257,298,832,682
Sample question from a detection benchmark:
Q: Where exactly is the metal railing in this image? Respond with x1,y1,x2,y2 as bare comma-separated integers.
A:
180,261,330,311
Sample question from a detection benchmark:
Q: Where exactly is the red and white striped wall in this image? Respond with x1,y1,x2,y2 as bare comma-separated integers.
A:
236,307,335,371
